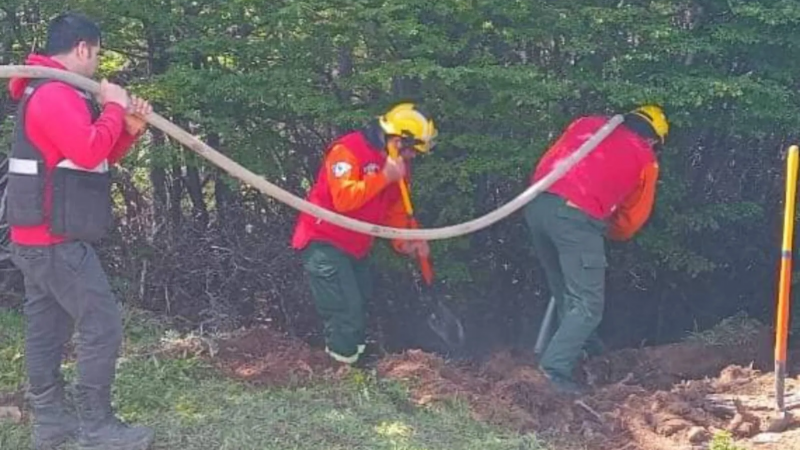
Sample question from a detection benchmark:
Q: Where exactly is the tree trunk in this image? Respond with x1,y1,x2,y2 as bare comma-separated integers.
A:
185,164,208,227
169,163,184,228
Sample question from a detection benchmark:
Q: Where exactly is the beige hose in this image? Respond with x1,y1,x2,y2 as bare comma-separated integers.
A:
0,65,622,240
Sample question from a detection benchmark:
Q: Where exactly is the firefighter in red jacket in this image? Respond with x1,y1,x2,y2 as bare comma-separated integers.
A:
292,103,437,365
6,12,153,450
525,105,668,394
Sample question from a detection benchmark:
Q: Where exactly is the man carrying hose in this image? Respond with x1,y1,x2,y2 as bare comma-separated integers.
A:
525,105,669,394
5,12,154,450
291,102,437,366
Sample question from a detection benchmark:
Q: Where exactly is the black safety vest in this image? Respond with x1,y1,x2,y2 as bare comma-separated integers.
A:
5,78,113,242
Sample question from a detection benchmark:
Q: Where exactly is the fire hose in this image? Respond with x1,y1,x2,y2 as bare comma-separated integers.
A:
0,65,623,240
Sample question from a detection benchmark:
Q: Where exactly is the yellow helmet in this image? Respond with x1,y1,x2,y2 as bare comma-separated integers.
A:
631,105,669,144
378,102,438,153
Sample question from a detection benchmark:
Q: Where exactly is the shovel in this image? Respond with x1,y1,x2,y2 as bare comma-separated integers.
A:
410,228,465,351
534,296,556,357
390,148,465,350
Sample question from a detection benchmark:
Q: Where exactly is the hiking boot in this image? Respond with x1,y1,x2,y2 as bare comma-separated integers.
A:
28,382,79,450
75,385,154,450
352,344,381,370
582,334,607,359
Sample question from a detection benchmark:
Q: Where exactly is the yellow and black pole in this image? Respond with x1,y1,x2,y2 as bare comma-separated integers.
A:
776,144,799,413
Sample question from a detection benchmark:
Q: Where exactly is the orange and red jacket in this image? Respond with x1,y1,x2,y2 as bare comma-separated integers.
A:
291,131,413,258
530,116,659,241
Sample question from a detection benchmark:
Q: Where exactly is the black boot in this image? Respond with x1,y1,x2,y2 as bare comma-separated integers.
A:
75,385,154,450
28,382,79,450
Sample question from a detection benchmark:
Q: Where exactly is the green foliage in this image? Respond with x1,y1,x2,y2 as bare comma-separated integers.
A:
709,430,746,450
0,311,25,392
2,0,798,342
684,311,763,347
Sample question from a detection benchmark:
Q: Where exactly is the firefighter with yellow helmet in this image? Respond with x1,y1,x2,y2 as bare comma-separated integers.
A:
291,102,437,365
525,105,669,394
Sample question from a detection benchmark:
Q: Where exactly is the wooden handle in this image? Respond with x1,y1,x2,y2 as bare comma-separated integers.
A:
388,145,434,284
388,145,414,215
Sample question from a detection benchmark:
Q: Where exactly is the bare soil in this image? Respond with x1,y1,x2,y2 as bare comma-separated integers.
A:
211,324,800,450
213,327,337,386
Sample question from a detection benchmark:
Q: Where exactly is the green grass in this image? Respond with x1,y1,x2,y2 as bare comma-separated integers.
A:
684,311,763,347
709,431,747,450
0,309,25,392
0,307,546,450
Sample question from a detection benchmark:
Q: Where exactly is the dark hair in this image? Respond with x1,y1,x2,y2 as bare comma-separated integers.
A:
43,12,101,56
623,112,660,143
362,118,387,149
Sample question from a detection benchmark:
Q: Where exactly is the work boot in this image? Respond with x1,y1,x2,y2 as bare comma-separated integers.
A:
540,368,588,396
582,334,607,359
28,382,79,450
352,344,381,370
75,385,154,450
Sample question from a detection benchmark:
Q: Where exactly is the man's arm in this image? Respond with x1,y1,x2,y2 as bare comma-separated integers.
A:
326,145,391,212
27,82,126,169
607,162,659,241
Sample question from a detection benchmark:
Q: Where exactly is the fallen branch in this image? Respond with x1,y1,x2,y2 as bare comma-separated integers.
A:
576,399,605,423
706,393,800,412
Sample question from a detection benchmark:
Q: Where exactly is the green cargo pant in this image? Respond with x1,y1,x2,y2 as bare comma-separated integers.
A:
301,242,372,363
524,193,608,380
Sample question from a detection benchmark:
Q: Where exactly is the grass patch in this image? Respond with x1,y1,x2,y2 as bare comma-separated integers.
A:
709,430,746,450
0,307,547,450
684,311,763,347
0,310,25,392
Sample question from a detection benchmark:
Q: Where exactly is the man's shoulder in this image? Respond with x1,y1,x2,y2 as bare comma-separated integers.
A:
28,80,88,106
24,80,92,120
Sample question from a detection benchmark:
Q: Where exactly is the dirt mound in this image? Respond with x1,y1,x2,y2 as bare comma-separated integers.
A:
581,327,774,389
213,326,336,386
377,350,568,432
211,325,799,449
376,332,798,450
378,350,797,450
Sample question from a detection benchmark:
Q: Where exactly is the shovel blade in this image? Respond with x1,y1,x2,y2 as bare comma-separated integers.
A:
534,296,557,357
426,300,465,350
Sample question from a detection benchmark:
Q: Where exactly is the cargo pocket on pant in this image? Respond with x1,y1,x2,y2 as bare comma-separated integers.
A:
303,249,339,280
57,242,90,275
303,247,348,317
580,253,607,270
579,252,607,322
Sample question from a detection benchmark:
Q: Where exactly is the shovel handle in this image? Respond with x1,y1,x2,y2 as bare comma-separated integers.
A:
388,145,433,284
419,255,434,285
388,146,415,215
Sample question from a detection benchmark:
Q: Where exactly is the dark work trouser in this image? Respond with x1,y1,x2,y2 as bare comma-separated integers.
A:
11,242,123,394
301,242,372,362
524,193,608,380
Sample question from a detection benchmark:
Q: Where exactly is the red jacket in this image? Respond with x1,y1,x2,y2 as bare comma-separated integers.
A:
7,54,138,246
291,131,412,258
531,116,659,240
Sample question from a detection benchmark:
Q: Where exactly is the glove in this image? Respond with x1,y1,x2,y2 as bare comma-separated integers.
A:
397,240,430,258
